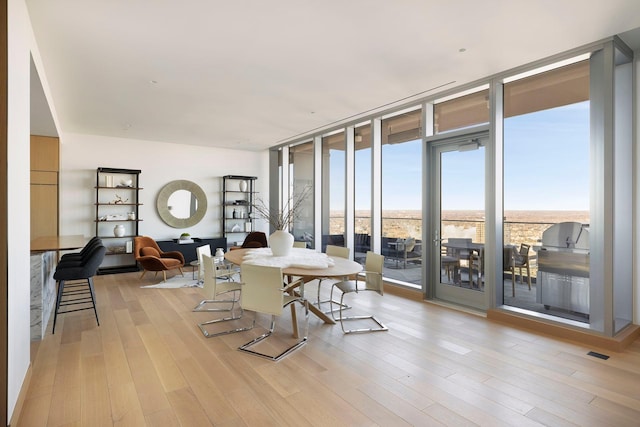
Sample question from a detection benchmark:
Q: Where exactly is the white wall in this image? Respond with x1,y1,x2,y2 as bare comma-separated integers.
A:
7,0,34,420
59,133,270,242
635,50,640,325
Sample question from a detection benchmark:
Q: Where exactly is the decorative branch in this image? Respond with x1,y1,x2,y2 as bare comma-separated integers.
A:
252,185,312,231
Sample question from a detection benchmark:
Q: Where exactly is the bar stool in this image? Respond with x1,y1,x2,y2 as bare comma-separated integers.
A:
52,243,106,334
58,236,102,264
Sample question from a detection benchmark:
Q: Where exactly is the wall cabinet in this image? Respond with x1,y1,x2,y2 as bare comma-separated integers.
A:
95,167,142,274
30,135,59,240
222,175,256,248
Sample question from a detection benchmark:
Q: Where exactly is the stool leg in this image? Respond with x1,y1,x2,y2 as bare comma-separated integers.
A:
87,277,100,326
52,280,65,334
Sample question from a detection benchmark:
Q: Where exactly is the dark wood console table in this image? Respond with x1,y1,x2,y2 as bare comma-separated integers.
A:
156,237,227,263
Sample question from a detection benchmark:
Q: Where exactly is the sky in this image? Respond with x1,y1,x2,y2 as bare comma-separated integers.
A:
331,100,590,212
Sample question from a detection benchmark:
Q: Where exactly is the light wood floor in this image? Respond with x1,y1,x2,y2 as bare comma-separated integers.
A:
17,271,640,426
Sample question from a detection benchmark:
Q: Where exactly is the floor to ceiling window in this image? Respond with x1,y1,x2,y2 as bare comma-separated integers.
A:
502,60,591,324
289,141,315,248
321,131,345,251
269,37,633,339
354,124,371,265
381,109,422,286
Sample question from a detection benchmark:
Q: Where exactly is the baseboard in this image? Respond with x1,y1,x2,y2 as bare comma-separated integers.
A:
384,282,423,301
9,362,32,426
487,308,640,352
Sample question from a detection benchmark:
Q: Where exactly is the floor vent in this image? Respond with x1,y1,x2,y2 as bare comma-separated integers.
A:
587,351,610,360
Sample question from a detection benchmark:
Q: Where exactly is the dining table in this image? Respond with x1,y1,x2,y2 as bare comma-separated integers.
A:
224,247,363,328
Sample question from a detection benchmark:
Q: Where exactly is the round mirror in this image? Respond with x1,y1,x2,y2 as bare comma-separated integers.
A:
157,180,207,228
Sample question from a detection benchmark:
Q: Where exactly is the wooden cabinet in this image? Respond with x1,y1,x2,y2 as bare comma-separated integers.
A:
95,167,142,274
30,135,59,239
222,175,256,248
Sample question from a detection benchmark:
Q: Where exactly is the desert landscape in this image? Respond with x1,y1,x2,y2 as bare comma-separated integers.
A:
332,209,590,247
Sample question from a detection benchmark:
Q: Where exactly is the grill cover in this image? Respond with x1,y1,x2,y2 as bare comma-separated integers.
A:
541,221,589,251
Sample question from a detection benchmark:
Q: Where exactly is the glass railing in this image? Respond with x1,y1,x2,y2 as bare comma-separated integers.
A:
328,215,590,288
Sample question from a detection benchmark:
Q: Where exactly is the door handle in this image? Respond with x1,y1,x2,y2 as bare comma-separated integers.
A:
433,230,443,246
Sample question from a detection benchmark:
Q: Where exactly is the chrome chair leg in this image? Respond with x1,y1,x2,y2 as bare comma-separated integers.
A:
315,278,350,314
238,299,309,361
330,286,388,334
196,290,251,338
198,309,253,338
193,289,240,312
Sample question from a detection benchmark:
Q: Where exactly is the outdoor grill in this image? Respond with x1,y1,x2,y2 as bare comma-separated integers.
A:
536,222,590,315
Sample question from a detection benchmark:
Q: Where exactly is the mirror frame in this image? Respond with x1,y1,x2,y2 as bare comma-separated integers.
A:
156,180,208,228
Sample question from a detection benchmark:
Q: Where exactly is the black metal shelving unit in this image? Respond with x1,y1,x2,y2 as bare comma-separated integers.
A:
222,175,257,248
95,167,142,274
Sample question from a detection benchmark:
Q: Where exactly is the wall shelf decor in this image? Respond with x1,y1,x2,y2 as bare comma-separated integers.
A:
222,175,257,248
95,167,142,274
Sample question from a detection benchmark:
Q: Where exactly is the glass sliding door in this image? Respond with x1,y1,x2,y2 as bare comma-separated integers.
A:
431,132,487,310
381,109,423,286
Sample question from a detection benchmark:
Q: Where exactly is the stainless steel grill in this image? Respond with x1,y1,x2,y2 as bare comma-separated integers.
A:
536,222,590,315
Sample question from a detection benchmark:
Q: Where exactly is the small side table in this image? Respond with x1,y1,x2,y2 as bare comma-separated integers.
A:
190,260,199,280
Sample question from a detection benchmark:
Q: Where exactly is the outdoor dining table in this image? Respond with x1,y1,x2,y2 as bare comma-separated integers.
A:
442,240,485,286
224,247,363,328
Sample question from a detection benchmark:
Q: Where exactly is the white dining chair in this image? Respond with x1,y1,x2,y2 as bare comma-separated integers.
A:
195,255,249,338
238,263,308,361
315,245,351,314
195,244,211,282
330,251,387,334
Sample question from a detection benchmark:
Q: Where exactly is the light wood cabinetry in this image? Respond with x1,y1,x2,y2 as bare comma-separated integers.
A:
30,135,59,239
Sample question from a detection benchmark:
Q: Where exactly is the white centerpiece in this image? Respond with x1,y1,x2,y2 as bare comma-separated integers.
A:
269,230,294,256
252,186,312,258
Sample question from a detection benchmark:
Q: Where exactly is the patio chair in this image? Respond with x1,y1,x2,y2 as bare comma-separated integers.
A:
505,243,534,296
469,248,484,289
441,246,460,283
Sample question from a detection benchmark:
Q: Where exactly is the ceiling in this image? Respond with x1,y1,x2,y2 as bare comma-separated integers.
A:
27,1,640,152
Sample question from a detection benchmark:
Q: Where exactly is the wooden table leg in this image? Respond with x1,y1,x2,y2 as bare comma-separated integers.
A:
307,301,336,324
286,276,336,328
289,300,299,339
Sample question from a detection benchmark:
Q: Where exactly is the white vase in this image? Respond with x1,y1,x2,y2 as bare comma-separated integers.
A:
239,180,248,192
113,224,125,237
215,248,225,263
269,230,294,257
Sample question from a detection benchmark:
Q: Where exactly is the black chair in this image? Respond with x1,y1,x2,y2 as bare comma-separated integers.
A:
58,236,102,266
52,243,106,334
241,232,268,248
